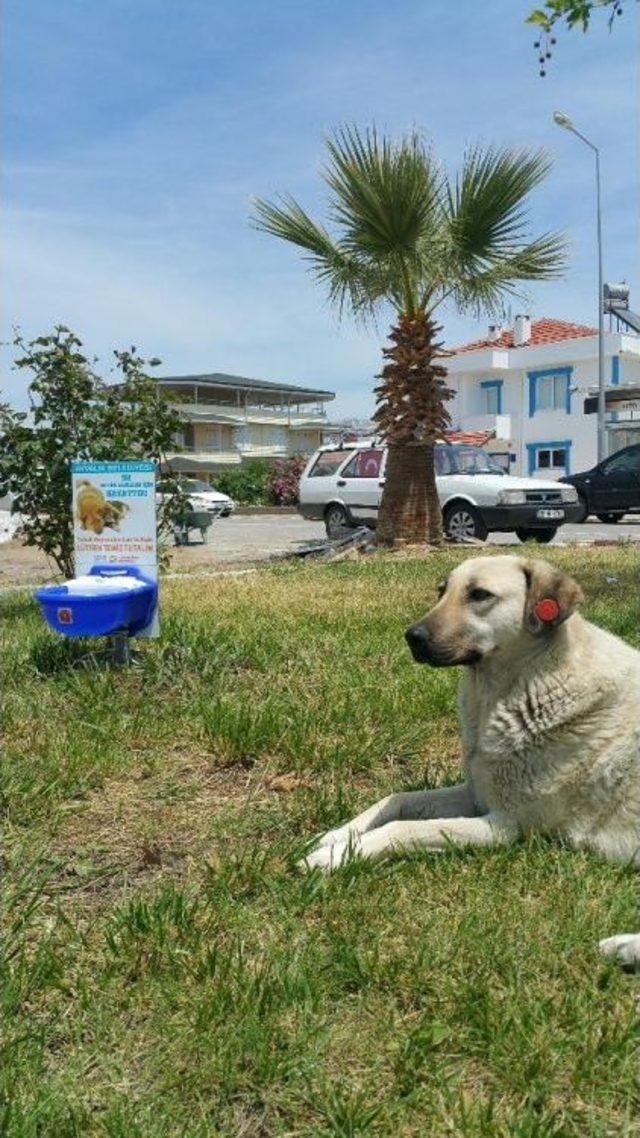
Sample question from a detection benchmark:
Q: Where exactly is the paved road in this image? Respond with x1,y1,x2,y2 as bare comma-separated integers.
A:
186,513,640,563
493,518,640,546
2,513,639,588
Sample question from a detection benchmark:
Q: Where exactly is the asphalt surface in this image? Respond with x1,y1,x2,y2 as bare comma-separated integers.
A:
2,512,639,588
194,513,640,561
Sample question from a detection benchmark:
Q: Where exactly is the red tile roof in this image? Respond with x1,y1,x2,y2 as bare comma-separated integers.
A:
451,317,597,355
444,429,494,447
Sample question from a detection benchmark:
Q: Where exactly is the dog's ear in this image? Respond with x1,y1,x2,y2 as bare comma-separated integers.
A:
521,558,583,635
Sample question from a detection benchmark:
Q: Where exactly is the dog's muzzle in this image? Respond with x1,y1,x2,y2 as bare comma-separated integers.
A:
405,624,481,668
405,624,435,663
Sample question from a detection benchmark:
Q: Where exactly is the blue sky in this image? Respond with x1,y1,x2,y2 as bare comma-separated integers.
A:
3,0,639,417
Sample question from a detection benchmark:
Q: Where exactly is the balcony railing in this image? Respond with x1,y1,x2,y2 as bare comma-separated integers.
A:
236,443,287,457
175,443,234,453
167,440,318,462
457,413,496,430
171,401,327,424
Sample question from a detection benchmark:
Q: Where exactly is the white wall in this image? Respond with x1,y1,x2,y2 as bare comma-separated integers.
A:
447,332,640,478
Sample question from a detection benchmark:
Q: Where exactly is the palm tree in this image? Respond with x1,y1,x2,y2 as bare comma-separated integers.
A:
252,128,566,545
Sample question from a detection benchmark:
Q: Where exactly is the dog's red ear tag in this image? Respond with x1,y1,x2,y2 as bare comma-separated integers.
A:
534,597,560,623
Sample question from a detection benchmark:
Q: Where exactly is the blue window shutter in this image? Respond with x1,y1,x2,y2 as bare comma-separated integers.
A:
528,373,536,417
612,355,620,385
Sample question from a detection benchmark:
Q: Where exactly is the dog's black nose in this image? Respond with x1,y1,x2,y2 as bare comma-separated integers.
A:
405,625,432,663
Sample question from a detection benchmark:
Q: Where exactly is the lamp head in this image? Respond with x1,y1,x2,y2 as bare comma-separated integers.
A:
553,111,574,130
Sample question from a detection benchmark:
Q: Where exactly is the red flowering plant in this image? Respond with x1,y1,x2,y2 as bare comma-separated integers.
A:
267,455,308,506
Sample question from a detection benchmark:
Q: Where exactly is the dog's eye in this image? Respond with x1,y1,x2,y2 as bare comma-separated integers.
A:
468,587,494,603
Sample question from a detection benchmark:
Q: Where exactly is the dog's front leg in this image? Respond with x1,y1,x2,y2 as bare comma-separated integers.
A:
312,783,478,852
304,812,517,871
599,933,640,970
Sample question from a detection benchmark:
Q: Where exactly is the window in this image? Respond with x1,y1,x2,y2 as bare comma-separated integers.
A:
480,380,503,415
529,368,572,416
527,441,571,475
535,448,567,470
183,478,212,492
308,449,355,477
485,386,500,414
536,449,566,469
434,446,453,476
536,374,566,411
341,449,383,479
488,452,511,472
248,424,285,447
437,445,504,476
198,424,232,452
601,447,640,475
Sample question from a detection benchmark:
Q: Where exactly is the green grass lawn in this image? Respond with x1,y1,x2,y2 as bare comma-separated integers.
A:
3,547,639,1137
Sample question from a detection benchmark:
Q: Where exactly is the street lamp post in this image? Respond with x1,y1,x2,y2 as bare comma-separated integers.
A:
553,111,606,463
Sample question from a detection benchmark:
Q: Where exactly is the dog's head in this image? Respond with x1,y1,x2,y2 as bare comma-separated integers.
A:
100,500,130,529
405,555,583,667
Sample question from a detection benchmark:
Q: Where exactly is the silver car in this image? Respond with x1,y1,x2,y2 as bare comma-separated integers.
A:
298,441,581,544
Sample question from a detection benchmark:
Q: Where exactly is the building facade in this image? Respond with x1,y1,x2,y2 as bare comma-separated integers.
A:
157,371,334,479
447,317,640,478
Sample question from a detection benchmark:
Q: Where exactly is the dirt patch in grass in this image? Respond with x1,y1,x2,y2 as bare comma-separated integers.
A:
46,748,311,907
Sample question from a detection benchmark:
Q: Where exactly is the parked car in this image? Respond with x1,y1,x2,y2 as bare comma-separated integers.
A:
560,444,640,523
298,442,581,543
156,477,235,517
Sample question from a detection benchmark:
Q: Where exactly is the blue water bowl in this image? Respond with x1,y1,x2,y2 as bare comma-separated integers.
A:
35,564,158,637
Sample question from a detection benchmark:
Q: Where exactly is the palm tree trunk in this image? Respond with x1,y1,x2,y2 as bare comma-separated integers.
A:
374,313,453,547
377,444,442,545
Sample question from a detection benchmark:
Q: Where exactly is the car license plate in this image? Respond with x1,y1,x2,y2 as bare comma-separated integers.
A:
536,508,564,520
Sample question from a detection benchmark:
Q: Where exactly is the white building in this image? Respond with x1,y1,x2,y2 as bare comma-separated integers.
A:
447,316,640,478
157,371,334,478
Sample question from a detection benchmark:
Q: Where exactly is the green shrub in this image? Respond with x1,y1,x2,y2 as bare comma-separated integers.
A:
0,327,184,576
212,461,271,505
212,455,307,506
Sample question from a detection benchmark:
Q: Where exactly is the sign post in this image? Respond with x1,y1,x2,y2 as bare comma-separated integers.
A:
71,460,159,637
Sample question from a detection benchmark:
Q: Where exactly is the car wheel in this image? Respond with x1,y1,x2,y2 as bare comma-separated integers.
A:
574,492,589,523
515,528,557,544
324,502,351,539
596,513,622,524
443,503,488,543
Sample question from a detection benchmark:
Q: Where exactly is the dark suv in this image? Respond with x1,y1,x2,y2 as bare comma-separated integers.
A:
561,444,640,523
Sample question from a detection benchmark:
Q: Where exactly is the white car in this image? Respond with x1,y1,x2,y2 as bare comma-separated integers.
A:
298,441,581,543
156,477,235,518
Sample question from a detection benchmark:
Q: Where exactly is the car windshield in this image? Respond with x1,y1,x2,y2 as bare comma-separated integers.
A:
183,478,212,493
435,445,504,476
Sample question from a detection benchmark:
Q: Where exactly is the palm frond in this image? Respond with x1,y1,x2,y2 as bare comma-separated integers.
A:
324,126,442,265
251,193,391,321
251,194,337,258
314,252,394,322
252,131,565,324
449,232,568,318
446,146,563,265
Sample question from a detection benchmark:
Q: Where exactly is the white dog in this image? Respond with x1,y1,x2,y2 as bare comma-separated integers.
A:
304,555,640,968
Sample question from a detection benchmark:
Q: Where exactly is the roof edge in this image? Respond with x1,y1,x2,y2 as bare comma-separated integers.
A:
156,372,335,399
450,317,599,356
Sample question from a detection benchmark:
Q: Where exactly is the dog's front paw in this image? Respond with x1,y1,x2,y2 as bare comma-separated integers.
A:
299,840,350,872
314,824,353,849
599,933,640,970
